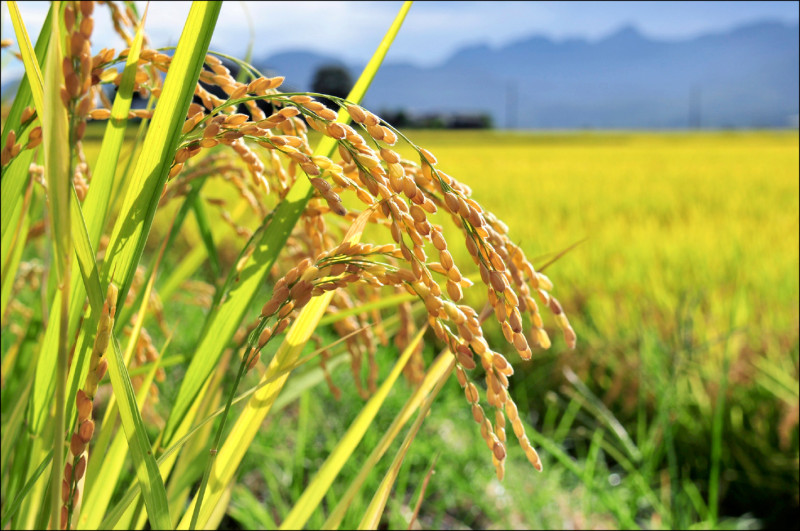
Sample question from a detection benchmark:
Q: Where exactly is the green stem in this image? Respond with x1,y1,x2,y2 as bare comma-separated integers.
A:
188,338,256,530
52,267,69,530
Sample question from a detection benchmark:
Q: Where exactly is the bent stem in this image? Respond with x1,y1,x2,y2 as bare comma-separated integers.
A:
188,326,265,530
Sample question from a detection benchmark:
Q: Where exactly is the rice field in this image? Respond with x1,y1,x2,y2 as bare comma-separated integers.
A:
121,128,799,527
163,128,799,527
387,130,800,526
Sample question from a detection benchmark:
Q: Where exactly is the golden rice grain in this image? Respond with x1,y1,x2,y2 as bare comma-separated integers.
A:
343,104,364,122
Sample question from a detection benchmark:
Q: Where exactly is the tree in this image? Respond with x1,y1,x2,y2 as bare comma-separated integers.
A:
311,64,353,109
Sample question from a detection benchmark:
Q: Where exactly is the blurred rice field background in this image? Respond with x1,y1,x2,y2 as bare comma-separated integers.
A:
391,130,800,527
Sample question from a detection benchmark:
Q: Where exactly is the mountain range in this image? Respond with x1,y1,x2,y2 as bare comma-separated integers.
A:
255,21,799,129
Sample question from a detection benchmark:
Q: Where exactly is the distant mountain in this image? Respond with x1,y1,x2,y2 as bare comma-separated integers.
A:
255,20,799,129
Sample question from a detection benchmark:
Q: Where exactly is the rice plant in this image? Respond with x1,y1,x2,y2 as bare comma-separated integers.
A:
0,2,582,528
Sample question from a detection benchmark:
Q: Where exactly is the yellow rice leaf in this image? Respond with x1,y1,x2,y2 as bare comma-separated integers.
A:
6,1,44,115
322,351,454,530
357,359,454,530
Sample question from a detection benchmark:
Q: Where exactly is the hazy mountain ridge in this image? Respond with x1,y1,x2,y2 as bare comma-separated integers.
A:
256,21,799,129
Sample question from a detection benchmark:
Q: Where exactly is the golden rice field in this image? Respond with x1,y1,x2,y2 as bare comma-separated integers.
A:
397,130,799,354
166,128,799,521
81,127,800,526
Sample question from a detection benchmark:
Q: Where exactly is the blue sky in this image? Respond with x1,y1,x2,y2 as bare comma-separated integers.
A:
3,1,798,67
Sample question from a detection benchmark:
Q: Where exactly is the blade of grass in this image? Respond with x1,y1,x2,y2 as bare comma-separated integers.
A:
190,193,222,277
581,429,605,516
406,455,438,531
1,319,41,508
0,377,34,509
592,429,668,517
161,0,413,449
524,423,637,528
322,350,453,530
357,359,453,530
292,389,312,499
563,367,642,462
708,335,732,526
278,326,427,531
100,0,221,306
0,450,54,529
228,485,278,529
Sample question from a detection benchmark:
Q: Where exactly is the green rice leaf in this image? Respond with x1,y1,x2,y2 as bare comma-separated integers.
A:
105,334,172,528
77,224,173,530
162,0,412,452
30,2,147,435
1,182,33,321
100,1,221,305
40,7,71,527
87,12,150,247
65,169,172,529
61,12,148,431
29,0,218,439
40,0,70,281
